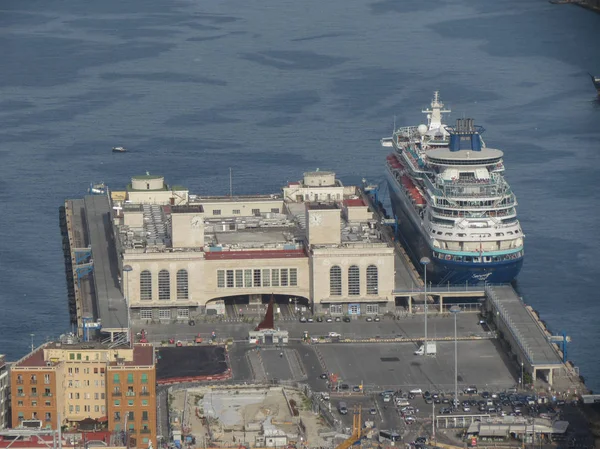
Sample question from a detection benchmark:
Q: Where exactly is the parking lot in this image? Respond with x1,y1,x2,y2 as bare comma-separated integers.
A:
315,340,516,392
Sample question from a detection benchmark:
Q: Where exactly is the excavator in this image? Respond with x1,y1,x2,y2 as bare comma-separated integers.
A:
335,406,362,449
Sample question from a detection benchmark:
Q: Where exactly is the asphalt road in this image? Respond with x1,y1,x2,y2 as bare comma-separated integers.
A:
134,312,487,343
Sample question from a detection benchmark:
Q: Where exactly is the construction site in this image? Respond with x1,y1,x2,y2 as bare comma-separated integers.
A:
167,386,335,449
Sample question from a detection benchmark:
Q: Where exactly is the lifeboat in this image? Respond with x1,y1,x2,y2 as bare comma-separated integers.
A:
401,176,426,206
387,153,404,170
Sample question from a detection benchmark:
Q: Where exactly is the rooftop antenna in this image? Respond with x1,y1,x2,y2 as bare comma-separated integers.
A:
229,167,233,197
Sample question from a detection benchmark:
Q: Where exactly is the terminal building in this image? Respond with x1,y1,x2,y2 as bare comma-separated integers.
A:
63,171,394,338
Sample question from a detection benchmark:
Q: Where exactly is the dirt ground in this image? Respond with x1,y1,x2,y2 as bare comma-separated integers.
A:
170,386,332,448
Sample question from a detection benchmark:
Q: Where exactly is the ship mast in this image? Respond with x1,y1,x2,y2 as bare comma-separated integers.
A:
422,91,451,133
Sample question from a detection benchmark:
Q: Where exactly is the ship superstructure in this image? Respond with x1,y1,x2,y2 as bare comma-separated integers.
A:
381,93,524,284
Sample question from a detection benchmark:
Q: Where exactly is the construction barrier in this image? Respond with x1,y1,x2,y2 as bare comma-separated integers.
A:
157,368,232,386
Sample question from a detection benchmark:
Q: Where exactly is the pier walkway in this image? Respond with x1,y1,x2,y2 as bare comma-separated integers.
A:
484,285,563,384
83,195,128,337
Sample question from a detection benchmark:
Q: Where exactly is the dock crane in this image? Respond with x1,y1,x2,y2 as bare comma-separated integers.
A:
335,406,362,449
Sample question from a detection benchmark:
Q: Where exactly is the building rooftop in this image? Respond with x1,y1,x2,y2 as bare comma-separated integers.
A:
307,203,338,210
13,346,46,368
0,430,117,448
112,175,387,253
343,198,366,207
171,205,204,214
108,344,154,367
13,342,154,368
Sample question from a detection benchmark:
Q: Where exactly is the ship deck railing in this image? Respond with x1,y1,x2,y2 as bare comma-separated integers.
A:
443,189,509,199
422,176,444,197
433,199,516,210
430,208,516,219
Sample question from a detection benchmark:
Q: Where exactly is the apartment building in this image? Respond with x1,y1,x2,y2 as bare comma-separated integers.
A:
10,338,156,448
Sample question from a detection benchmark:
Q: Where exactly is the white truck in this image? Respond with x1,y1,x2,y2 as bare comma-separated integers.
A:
414,342,437,356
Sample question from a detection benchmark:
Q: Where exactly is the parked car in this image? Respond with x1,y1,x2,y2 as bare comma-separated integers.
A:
335,317,342,322
316,316,323,322
299,316,307,323
374,316,381,322
320,373,328,379
463,406,471,412
352,386,361,392
409,388,423,395
464,386,478,395
343,316,351,322
404,416,416,424
307,317,314,323
328,332,341,338
326,317,333,322
366,317,373,322
369,407,377,415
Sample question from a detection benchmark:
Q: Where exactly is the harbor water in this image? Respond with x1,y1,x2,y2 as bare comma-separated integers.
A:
0,0,599,390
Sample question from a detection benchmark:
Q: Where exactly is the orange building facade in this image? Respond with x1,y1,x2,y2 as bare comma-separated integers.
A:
10,341,156,448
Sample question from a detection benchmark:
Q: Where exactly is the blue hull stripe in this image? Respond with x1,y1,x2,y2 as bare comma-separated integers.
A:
385,172,523,285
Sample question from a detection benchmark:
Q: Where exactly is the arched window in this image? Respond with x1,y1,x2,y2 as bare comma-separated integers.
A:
329,266,342,296
348,265,360,296
366,265,378,295
140,270,152,301
176,269,188,300
158,270,170,300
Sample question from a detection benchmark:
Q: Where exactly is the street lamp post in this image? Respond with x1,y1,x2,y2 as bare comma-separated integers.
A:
123,265,133,343
432,401,436,443
521,361,524,391
420,257,431,354
450,305,461,410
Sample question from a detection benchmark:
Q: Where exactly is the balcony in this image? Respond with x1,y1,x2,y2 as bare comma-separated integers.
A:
127,429,136,434
43,393,53,397
30,380,38,385
125,392,136,397
30,393,38,397
140,391,150,396
140,429,151,434
16,380,23,385
16,393,25,397
112,392,122,397
113,417,121,422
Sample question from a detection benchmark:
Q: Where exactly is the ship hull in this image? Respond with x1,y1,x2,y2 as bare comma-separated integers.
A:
386,170,523,285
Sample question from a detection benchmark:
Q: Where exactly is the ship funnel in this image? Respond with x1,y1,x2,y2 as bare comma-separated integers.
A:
446,119,485,152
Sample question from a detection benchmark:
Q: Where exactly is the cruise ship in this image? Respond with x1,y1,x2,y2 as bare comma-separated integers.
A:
381,93,524,284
